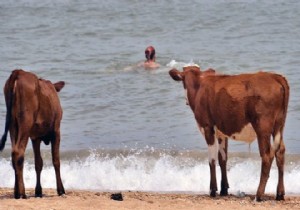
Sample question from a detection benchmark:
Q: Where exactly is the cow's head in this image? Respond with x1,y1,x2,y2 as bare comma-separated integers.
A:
169,66,201,106
169,66,215,107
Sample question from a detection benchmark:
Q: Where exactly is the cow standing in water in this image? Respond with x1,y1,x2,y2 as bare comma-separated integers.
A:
169,66,289,201
0,69,65,199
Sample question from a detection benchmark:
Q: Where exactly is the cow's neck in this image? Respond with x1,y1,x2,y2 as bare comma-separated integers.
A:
186,88,197,112
184,74,201,112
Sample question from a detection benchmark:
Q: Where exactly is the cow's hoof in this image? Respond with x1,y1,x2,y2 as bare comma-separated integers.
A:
256,196,263,202
15,194,27,199
220,186,229,196
210,190,217,197
35,193,43,198
220,188,228,196
276,194,285,201
35,187,43,198
58,189,66,196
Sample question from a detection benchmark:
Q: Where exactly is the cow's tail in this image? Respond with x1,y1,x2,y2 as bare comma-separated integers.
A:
276,74,290,129
280,75,289,121
0,70,19,151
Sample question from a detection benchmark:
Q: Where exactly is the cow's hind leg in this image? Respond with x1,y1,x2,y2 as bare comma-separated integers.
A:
256,132,275,201
12,137,29,199
273,131,285,201
51,131,65,196
218,137,229,196
12,149,25,199
32,139,43,197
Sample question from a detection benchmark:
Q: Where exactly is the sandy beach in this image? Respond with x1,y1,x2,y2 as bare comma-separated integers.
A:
0,188,300,210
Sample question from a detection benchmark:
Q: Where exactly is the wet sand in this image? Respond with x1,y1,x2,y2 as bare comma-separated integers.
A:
1,188,300,210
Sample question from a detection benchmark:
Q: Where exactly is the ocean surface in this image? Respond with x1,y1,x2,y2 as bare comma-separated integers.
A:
0,0,300,195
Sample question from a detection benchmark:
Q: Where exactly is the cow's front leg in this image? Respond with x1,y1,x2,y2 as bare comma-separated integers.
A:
204,126,218,197
32,139,43,197
51,131,65,196
218,137,229,196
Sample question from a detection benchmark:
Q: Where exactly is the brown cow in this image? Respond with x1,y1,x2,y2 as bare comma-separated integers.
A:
0,69,65,199
169,66,289,201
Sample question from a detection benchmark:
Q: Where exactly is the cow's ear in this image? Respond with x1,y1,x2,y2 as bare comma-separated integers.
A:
169,69,183,81
54,81,65,92
203,68,216,76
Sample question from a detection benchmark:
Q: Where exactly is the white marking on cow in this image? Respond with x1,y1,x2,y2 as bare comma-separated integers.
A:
273,132,281,151
208,138,218,164
197,125,205,137
185,89,189,105
13,80,17,93
218,137,226,161
216,123,256,144
198,125,219,164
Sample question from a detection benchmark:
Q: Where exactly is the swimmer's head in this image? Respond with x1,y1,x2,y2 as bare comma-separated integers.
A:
145,46,156,61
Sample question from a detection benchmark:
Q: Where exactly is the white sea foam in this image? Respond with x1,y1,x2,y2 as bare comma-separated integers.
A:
167,60,201,70
1,150,300,195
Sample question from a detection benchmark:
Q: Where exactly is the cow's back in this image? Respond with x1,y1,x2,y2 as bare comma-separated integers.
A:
199,72,289,138
5,69,63,141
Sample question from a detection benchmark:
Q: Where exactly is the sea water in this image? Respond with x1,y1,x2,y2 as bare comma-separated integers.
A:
0,0,300,195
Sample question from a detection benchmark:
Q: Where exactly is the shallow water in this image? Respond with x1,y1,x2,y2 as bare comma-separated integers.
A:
0,0,299,194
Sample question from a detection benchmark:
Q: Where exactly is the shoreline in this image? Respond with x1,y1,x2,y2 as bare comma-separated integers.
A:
1,188,300,210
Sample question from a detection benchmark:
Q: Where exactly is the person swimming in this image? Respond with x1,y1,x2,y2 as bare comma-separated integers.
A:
139,46,160,69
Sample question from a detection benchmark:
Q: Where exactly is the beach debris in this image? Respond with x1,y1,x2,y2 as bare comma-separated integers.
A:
111,193,123,201
236,190,246,198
